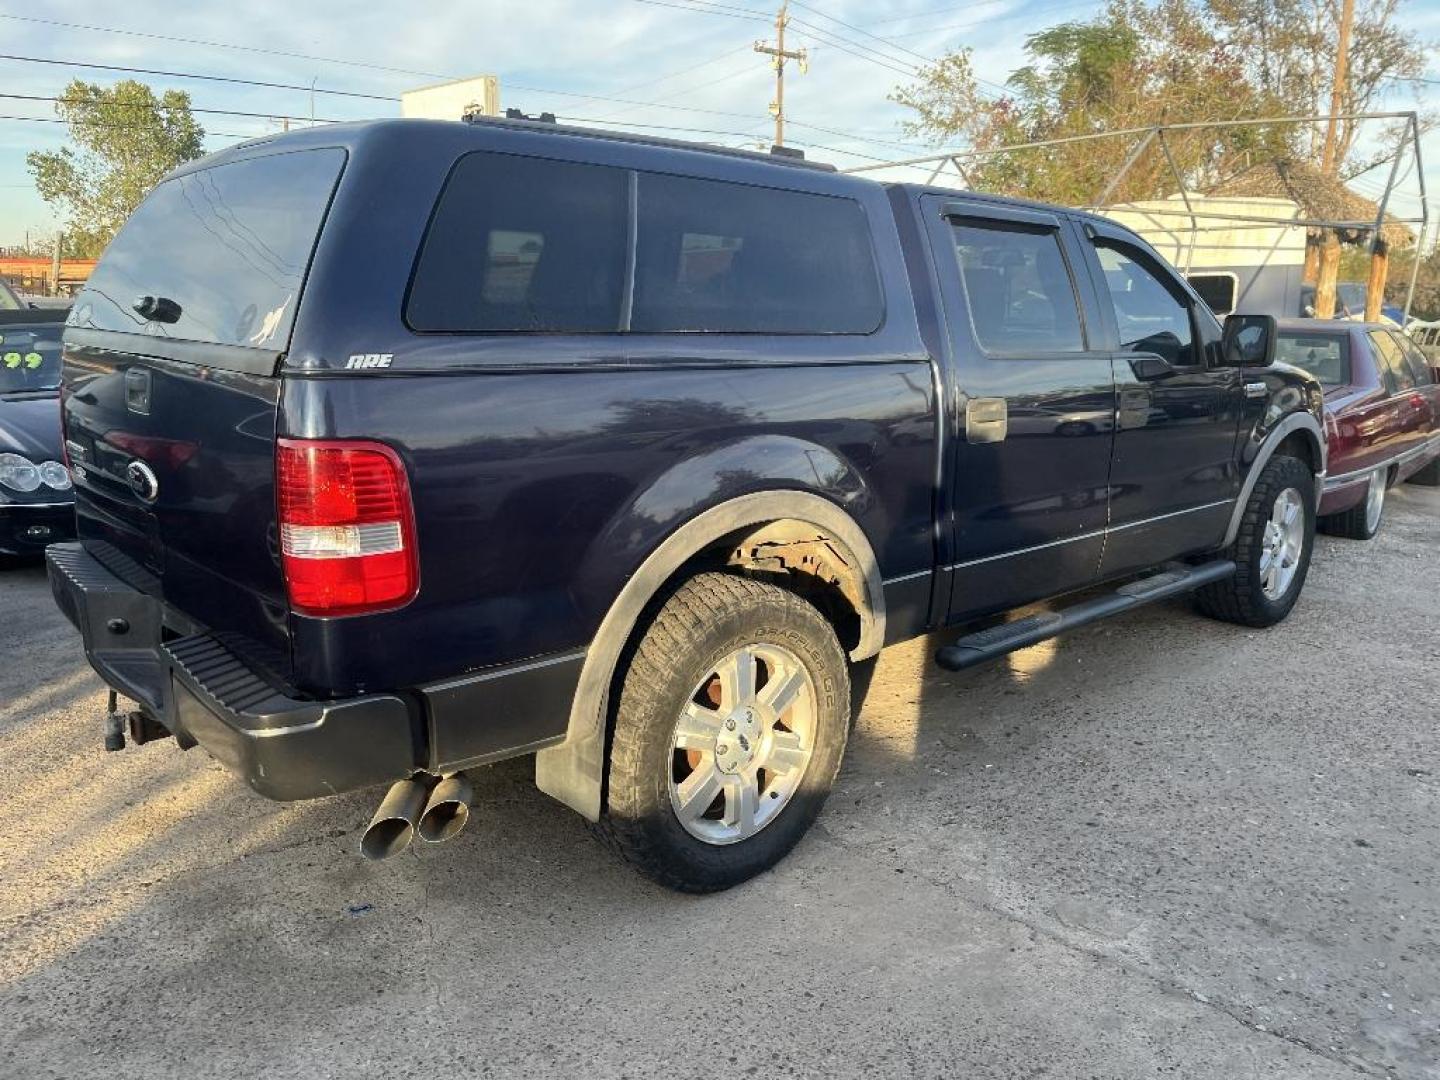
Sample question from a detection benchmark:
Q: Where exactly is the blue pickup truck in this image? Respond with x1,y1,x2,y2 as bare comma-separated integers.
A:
47,118,1326,891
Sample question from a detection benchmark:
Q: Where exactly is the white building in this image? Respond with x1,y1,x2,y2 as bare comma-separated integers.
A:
401,76,501,122
1102,194,1307,317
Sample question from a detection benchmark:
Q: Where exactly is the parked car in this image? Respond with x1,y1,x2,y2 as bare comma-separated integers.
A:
1,286,74,559
48,118,1326,892
1274,319,1440,539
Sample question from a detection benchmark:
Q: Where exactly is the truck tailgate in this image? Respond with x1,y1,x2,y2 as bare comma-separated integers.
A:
63,336,291,681
58,144,347,687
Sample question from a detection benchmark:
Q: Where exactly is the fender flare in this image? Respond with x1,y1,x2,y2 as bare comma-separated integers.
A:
535,490,885,821
1222,410,1326,548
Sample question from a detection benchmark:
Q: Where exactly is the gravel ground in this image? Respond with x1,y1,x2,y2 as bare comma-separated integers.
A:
1,484,1436,1079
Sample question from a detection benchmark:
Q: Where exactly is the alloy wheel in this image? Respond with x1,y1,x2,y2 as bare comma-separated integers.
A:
1260,487,1305,600
667,643,817,845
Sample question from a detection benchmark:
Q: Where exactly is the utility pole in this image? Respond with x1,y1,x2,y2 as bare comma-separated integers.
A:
753,3,807,147
1314,0,1355,319
50,233,61,297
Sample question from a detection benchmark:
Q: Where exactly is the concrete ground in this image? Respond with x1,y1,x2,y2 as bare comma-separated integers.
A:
1,485,1436,1080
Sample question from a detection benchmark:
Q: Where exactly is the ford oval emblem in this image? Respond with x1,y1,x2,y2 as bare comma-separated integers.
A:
126,460,160,503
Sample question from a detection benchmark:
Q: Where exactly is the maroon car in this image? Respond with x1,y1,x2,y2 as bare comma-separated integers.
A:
1275,319,1440,538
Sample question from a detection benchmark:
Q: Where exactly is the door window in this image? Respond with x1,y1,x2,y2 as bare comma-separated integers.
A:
1094,242,1198,367
1370,330,1416,393
948,221,1085,353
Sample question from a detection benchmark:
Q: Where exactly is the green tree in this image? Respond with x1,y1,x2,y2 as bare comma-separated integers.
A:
1206,0,1426,173
27,80,206,257
891,0,1425,206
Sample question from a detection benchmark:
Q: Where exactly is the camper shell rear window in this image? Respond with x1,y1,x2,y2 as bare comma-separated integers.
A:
68,148,345,351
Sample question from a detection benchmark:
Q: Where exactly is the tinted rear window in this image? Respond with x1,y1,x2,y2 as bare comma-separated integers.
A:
406,153,630,333
68,148,345,350
632,173,882,334
1276,332,1349,385
406,151,884,336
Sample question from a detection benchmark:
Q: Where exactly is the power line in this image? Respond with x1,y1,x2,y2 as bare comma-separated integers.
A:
588,55,768,124
0,92,342,125
868,1,1009,27
0,10,777,123
628,0,1010,98
0,48,770,123
603,42,755,100
0,23,959,161
631,0,766,21
0,104,780,148
0,12,451,81
0,53,397,101
787,1,936,66
786,23,920,79
0,113,258,139
631,0,924,77
555,114,772,140
886,0,1102,39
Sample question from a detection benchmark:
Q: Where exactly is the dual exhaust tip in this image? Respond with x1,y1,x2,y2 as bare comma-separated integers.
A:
360,773,472,861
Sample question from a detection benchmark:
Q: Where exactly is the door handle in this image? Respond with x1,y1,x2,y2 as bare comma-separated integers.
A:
966,397,1008,444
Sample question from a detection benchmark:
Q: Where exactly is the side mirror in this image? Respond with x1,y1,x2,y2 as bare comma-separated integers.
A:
1223,313,1276,368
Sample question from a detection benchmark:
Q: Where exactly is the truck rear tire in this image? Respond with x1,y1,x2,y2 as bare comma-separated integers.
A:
596,572,850,893
1320,468,1386,540
1195,454,1315,628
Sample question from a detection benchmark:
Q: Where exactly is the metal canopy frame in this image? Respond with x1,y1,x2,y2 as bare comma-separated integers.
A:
842,112,1429,320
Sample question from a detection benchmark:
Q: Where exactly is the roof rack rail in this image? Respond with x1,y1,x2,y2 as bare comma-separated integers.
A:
455,113,837,172
502,108,556,124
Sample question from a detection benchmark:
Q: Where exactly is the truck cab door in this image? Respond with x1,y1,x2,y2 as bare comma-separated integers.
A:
921,197,1116,623
1074,219,1243,579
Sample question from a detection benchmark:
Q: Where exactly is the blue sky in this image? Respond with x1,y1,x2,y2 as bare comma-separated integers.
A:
1,0,1435,247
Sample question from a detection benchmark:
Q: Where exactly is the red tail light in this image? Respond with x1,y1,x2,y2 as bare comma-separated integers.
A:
275,438,419,616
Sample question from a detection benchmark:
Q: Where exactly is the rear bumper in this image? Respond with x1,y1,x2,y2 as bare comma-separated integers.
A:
46,542,418,800
0,499,74,555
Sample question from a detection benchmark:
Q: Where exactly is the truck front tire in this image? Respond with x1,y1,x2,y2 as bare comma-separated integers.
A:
596,572,850,892
1196,454,1316,628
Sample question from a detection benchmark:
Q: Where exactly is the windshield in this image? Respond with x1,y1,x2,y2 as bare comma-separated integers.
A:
68,147,345,351
1276,332,1349,386
0,322,62,393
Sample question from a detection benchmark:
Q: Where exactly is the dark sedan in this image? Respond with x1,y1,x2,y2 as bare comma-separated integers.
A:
1275,319,1440,539
0,298,74,558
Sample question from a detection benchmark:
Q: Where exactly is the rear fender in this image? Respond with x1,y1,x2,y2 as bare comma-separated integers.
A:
538,451,885,821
